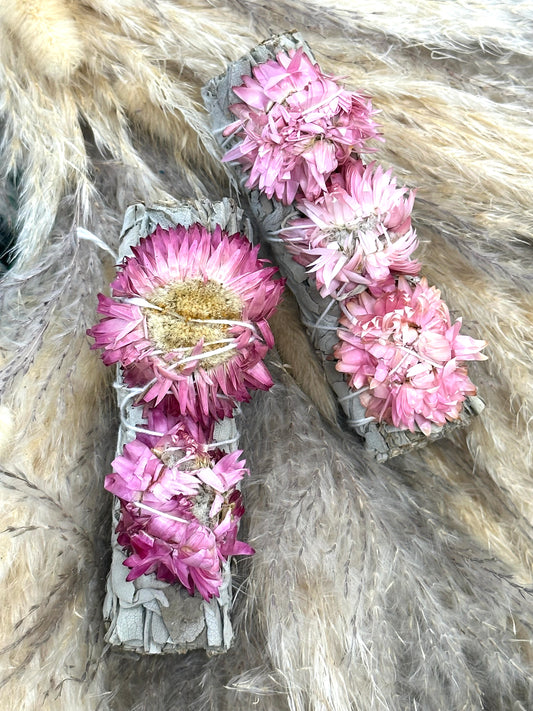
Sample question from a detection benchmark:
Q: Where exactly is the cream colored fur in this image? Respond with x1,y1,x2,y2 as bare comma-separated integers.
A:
0,1,532,709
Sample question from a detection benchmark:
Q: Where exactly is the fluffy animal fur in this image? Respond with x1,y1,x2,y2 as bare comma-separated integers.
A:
0,1,532,709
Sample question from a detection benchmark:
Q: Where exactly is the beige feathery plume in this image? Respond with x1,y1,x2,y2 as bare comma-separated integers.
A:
0,404,15,460
1,1,533,709
0,0,85,81
269,289,337,425
0,0,260,267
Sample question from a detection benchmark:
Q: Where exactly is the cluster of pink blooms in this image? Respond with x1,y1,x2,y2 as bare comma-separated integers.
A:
335,278,486,435
88,223,284,599
224,46,486,434
108,408,252,600
223,47,380,204
281,158,420,299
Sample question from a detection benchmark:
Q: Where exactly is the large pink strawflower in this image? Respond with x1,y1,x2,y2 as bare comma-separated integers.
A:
334,277,487,435
87,223,284,422
222,48,381,204
281,158,420,298
111,408,253,600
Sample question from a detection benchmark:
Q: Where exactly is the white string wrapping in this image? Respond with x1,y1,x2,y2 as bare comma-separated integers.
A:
201,30,485,462
103,198,252,655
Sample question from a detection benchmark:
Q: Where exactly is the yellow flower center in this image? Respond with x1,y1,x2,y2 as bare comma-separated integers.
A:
144,279,243,369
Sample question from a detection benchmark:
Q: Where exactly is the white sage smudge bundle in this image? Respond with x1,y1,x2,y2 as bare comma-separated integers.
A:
88,199,284,653
203,32,486,462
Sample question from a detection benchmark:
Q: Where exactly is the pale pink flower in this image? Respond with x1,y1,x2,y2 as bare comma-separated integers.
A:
281,158,420,298
223,48,381,204
334,277,487,434
87,223,284,422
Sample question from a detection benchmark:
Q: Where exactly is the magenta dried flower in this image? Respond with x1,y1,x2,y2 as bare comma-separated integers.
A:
117,488,253,600
334,277,487,435
87,223,284,422
117,503,219,600
281,158,420,298
110,407,252,600
223,48,381,204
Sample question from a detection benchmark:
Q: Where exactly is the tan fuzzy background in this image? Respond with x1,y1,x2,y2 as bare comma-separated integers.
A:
0,1,532,709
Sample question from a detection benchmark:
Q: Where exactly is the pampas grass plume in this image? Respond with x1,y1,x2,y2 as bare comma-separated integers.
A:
0,404,15,459
269,289,337,424
1,2,532,709
0,0,84,81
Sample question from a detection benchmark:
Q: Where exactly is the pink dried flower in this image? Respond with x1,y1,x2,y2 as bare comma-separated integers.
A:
111,408,253,600
334,277,487,434
117,486,253,600
281,158,420,298
212,489,253,559
87,223,284,422
117,502,222,599
105,408,247,506
223,48,381,204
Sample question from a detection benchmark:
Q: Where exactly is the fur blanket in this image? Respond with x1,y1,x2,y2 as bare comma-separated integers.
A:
0,1,532,709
